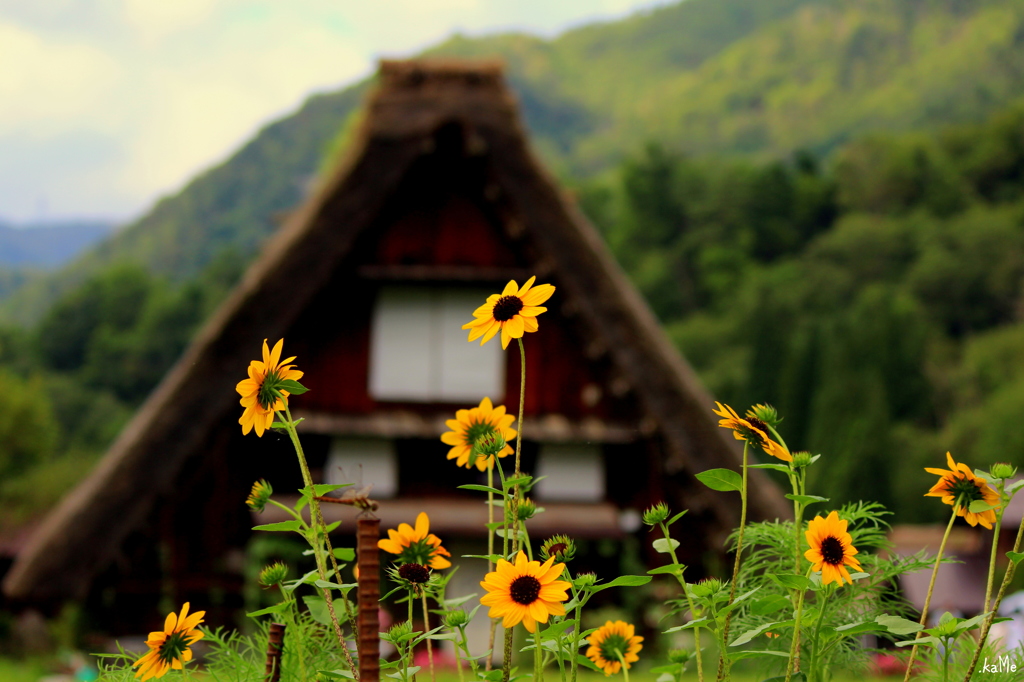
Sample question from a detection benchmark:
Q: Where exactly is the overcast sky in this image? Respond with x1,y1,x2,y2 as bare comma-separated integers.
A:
0,0,669,225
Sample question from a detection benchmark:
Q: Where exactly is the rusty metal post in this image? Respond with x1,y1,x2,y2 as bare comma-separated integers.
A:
357,515,381,682
265,622,285,682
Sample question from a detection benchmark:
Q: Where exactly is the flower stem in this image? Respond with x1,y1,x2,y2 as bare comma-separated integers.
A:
785,585,807,682
616,651,630,682
279,405,358,678
408,593,416,682
487,465,497,672
569,576,584,682
807,586,833,682
963,511,1024,681
658,521,703,682
717,441,749,682
535,629,544,682
904,506,958,682
422,591,435,682
984,481,1006,614
503,338,528,682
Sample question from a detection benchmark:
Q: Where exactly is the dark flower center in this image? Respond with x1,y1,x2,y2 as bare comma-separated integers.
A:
492,295,524,322
158,630,190,665
820,535,845,566
509,575,542,605
746,417,770,435
398,563,431,584
944,475,986,508
598,634,630,664
548,542,568,557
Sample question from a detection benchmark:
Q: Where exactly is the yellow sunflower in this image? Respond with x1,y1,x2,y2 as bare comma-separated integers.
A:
133,602,205,680
462,276,555,349
440,397,517,470
378,512,452,569
586,620,644,676
804,511,863,586
712,402,792,462
925,452,1001,529
479,551,570,633
236,339,304,437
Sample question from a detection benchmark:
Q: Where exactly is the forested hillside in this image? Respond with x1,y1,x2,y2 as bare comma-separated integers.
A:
8,0,1024,324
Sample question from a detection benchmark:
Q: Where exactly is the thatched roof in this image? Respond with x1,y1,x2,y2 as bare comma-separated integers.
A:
4,59,789,602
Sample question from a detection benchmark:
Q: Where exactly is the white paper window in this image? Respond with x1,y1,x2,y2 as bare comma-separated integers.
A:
369,287,504,402
534,443,605,502
325,438,397,499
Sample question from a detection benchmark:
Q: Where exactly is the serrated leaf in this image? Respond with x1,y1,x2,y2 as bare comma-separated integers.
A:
652,538,680,554
1008,551,1024,565
302,595,332,626
877,614,924,636
317,670,355,680
695,468,742,492
588,575,652,592
1007,479,1024,495
970,499,997,513
303,483,351,496
252,520,303,532
785,494,829,505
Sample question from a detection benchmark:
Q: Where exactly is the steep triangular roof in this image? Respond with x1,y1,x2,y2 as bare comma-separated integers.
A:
4,59,788,602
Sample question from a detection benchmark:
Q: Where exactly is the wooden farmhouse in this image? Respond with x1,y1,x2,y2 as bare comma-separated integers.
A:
3,60,788,633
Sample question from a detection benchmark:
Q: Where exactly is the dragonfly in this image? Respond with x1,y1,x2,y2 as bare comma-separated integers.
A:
317,464,378,512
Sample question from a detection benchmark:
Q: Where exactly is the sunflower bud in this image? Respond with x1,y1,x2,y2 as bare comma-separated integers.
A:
388,620,413,640
792,451,814,468
246,479,273,512
473,432,507,459
517,498,537,521
642,502,670,526
443,609,469,628
540,535,576,563
667,649,693,665
574,572,597,588
258,561,289,587
991,462,1018,480
689,577,723,599
746,404,781,429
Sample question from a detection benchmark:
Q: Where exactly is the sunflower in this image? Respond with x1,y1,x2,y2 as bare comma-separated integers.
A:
586,620,644,676
804,511,863,586
377,512,452,569
246,479,273,512
236,339,304,437
462,276,555,349
440,397,517,470
712,402,792,462
479,551,570,633
133,602,205,680
925,452,1001,529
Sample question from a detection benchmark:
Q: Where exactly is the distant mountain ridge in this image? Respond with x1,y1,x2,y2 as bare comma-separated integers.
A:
0,220,115,268
6,0,1024,324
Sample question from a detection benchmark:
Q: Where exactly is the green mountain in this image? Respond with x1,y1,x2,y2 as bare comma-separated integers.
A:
7,0,1024,324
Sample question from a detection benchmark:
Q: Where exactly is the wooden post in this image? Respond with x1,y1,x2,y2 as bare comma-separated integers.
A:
357,515,381,682
265,622,285,682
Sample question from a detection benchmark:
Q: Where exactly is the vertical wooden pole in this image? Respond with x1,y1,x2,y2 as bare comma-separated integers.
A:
357,515,381,682
265,622,285,682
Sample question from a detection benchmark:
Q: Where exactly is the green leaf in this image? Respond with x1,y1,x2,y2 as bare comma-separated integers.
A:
303,595,332,626
785,494,829,505
253,520,303,533
729,650,788,661
246,601,294,618
695,468,742,492
667,510,688,525
762,674,806,682
300,483,352,497
751,595,791,616
317,670,356,680
877,614,924,636
576,655,601,672
1007,551,1024,565
663,617,709,633
271,421,288,429
334,548,356,561
969,499,997,513
834,621,887,636
953,613,987,633
588,575,652,592
314,579,356,591
767,574,814,591
278,379,309,395
502,476,533,490
749,463,791,473
730,621,791,647
1007,480,1024,495
458,484,503,495
896,636,940,648
652,538,680,554
648,564,684,576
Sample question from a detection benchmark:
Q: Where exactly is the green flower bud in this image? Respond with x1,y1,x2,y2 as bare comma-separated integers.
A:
473,432,507,459
746,404,781,429
246,479,273,512
389,620,413,640
689,577,723,599
258,561,289,587
642,502,670,526
991,462,1018,480
517,498,537,521
574,572,597,588
792,451,814,468
443,609,469,628
540,535,576,563
668,649,693,665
